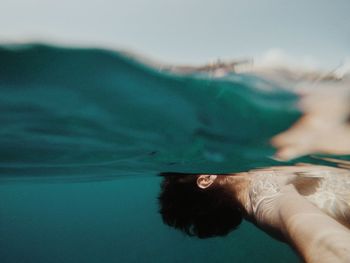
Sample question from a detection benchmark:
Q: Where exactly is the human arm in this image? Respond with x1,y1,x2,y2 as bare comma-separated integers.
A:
244,166,350,262
276,189,350,263
253,185,350,262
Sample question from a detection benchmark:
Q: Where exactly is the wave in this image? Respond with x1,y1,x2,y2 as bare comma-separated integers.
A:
0,44,309,181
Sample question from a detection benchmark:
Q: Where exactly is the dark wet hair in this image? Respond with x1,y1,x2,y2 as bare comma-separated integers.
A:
158,172,243,238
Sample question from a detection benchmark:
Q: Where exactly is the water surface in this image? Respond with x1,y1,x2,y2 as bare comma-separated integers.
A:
0,44,302,262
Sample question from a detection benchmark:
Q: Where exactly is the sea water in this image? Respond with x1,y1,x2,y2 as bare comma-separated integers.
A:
0,44,306,262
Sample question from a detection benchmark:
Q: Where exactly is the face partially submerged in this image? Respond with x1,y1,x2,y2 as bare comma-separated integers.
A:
158,172,243,238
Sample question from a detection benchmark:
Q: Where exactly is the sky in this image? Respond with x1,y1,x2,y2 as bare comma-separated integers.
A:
0,0,349,68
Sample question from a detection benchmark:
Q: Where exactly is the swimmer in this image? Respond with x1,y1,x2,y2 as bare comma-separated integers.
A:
158,162,350,263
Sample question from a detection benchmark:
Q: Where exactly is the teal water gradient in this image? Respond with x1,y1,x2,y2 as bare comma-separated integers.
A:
0,178,298,263
0,44,301,262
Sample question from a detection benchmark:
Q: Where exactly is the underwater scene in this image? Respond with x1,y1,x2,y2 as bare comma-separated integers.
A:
0,44,349,263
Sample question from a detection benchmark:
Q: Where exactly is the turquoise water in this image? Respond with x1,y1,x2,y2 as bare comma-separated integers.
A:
0,44,302,262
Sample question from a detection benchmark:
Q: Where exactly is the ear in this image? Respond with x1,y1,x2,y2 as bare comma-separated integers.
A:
197,175,218,189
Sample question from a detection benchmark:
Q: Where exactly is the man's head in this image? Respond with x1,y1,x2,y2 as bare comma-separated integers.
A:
158,172,243,238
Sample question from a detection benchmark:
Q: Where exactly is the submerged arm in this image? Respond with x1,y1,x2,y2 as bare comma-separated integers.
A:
253,185,350,263
278,190,350,263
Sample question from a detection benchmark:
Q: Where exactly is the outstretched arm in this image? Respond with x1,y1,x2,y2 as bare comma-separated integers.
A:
277,190,350,263
254,186,350,263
